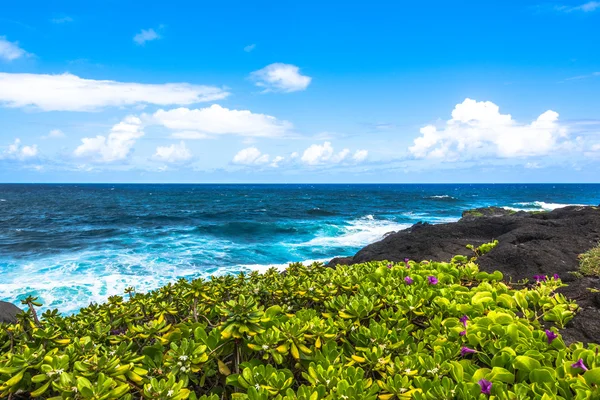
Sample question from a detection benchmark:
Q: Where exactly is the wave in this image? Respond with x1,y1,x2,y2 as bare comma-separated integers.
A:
299,215,410,248
505,201,586,211
193,221,303,237
425,195,457,200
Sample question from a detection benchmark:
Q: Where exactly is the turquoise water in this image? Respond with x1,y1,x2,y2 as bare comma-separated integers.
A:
0,183,598,314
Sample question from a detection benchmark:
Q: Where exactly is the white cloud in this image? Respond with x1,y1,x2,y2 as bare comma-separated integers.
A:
592,144,600,151
300,142,368,165
409,98,570,161
74,116,144,162
353,149,368,162
270,156,284,168
152,105,292,137
2,139,38,160
525,162,542,169
566,71,600,81
557,1,600,12
0,36,29,61
51,15,73,23
134,28,160,45
153,141,192,163
244,44,256,52
169,131,210,140
232,147,270,165
42,129,66,139
0,72,228,111
250,63,312,93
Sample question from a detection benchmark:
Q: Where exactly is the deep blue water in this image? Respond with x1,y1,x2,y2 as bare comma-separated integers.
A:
1,184,599,314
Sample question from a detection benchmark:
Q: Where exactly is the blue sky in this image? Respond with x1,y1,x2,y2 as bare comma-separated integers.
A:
0,0,599,183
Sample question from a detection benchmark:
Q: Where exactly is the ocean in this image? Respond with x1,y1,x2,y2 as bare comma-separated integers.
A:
1,183,599,314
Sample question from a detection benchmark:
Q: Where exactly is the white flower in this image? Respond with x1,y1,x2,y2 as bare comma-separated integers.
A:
405,368,411,373
399,388,407,393
180,366,187,372
255,384,261,390
309,287,314,291
177,362,182,366
167,390,174,397
178,355,188,361
56,369,64,374
326,379,331,385
262,345,269,350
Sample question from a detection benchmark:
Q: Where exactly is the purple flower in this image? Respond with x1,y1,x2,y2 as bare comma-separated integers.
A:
459,330,466,336
459,315,469,327
571,358,588,371
478,379,492,395
404,257,410,268
387,263,393,269
553,273,560,280
404,276,414,285
427,276,438,285
545,329,558,344
460,346,477,357
533,275,547,283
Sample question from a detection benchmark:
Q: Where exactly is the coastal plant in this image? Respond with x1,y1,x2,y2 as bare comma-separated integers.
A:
0,241,598,399
579,242,600,277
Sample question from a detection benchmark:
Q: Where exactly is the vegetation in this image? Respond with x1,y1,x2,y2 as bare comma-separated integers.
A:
1,241,598,399
579,242,600,277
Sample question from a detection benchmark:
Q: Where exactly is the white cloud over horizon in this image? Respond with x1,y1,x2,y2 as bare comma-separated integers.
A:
0,73,229,111
301,142,368,166
250,63,312,93
74,116,144,162
0,36,29,61
409,98,571,161
2,139,39,160
232,147,271,165
153,141,192,163
152,105,292,137
134,28,161,45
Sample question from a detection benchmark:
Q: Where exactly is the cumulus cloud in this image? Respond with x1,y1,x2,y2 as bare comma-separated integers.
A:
134,28,160,45
301,142,367,165
152,141,192,163
232,147,270,165
0,36,29,61
2,139,38,160
353,149,369,162
0,72,228,111
244,44,256,52
42,129,65,139
74,116,144,162
152,105,292,137
250,63,312,93
409,98,570,161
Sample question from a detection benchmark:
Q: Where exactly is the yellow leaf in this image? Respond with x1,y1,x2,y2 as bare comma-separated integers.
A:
291,343,300,359
218,360,231,376
351,355,366,363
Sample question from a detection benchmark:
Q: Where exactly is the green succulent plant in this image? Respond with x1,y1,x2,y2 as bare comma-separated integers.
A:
2,240,600,399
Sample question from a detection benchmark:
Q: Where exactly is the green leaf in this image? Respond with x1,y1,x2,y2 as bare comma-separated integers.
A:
513,356,541,373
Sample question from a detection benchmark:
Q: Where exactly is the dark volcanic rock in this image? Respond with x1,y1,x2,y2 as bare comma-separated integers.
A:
329,205,600,344
0,301,22,324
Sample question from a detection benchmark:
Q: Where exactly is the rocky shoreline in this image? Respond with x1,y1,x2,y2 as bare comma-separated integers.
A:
330,205,600,344
3,205,600,343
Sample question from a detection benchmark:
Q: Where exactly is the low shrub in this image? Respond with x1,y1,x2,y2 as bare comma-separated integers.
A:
579,242,600,277
0,242,595,399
